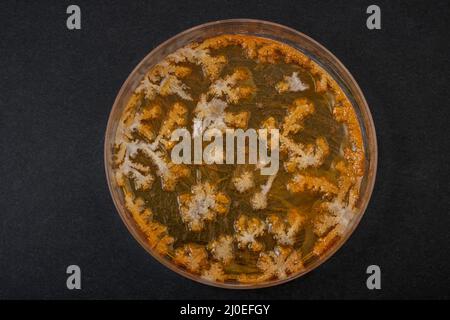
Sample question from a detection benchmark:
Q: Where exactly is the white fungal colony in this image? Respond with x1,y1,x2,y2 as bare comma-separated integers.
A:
232,170,255,193
207,235,234,265
137,74,193,101
234,215,266,252
267,209,306,246
276,71,309,93
178,182,230,232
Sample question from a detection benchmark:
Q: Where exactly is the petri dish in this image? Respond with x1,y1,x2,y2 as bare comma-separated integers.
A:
104,19,377,289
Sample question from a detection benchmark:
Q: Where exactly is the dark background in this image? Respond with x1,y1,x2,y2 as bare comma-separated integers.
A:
0,0,449,299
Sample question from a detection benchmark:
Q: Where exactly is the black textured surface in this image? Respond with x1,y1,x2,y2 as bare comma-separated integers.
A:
0,0,449,299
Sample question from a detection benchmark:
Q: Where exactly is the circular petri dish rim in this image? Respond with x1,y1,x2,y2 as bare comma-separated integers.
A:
104,19,378,289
